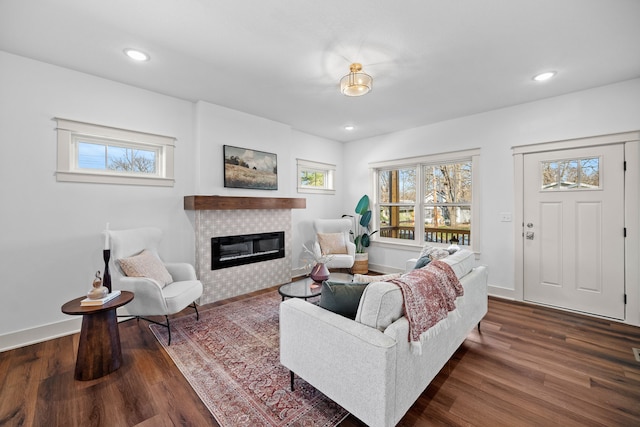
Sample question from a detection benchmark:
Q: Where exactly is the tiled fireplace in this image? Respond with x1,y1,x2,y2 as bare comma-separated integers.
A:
185,196,306,305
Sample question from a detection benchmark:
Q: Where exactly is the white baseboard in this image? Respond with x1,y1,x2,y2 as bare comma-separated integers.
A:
487,284,516,300
0,317,82,353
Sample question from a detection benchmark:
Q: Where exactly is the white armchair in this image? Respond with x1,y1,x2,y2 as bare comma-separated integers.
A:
108,227,203,344
312,218,356,269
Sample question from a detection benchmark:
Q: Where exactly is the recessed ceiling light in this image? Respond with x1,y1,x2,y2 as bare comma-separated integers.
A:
344,125,355,131
124,48,150,62
533,71,556,82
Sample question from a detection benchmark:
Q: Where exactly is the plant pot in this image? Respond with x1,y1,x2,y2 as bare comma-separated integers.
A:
352,253,369,274
310,263,330,282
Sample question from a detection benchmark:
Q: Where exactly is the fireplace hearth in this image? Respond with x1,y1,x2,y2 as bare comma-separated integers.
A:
211,231,285,270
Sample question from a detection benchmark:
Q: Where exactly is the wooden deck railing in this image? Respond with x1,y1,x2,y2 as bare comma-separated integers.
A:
380,226,470,245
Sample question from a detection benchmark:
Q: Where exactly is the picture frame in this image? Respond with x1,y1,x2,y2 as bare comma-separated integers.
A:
223,145,278,190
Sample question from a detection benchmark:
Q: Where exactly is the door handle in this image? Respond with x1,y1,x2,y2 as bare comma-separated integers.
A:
526,231,535,240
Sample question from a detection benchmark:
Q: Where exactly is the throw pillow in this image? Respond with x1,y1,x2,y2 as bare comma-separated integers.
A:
413,255,431,269
118,249,173,287
317,232,348,255
319,281,367,319
418,244,449,261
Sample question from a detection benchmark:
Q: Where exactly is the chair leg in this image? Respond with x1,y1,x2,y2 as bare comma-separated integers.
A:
191,302,200,320
133,315,172,345
478,321,482,333
290,370,295,391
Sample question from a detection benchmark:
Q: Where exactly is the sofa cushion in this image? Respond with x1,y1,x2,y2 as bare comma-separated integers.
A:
355,281,404,331
319,281,367,319
440,249,475,279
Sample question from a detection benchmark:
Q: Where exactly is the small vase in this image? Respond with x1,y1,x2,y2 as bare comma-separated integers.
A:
310,263,330,282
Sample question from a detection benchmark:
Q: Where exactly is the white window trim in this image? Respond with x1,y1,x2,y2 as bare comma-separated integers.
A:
54,118,175,187
296,158,336,195
370,148,481,254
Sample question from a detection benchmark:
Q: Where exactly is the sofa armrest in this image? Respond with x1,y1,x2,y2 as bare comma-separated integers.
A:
280,298,397,427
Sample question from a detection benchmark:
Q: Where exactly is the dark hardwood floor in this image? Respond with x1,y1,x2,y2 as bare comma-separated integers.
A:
1,290,639,427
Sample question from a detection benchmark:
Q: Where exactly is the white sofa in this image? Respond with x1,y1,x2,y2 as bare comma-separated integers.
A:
279,249,488,427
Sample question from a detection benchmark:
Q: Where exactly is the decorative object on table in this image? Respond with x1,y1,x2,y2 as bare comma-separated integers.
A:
80,289,122,306
310,262,330,282
87,270,108,300
223,144,277,190
149,291,348,427
448,236,460,254
103,223,112,292
302,244,333,282
343,195,378,274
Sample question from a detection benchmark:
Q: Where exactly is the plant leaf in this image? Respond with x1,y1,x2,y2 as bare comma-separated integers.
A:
361,234,370,247
355,195,369,215
359,210,371,227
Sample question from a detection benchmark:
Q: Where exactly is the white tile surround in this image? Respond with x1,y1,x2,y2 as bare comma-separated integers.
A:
194,209,292,304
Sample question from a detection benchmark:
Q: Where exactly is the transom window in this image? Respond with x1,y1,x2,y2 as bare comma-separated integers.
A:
296,159,336,194
55,118,175,186
371,149,480,251
540,157,600,190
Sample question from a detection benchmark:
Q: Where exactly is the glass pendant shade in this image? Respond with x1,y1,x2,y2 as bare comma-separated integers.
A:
340,63,372,96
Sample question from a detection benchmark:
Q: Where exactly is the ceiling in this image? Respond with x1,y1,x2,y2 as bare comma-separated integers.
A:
1,0,639,142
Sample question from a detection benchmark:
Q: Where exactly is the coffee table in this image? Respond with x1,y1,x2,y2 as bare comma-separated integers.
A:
278,272,353,301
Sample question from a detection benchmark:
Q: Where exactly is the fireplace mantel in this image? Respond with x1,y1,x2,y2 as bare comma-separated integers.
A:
184,195,306,211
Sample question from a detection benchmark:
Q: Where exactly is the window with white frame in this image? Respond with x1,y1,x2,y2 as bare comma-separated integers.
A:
296,159,336,194
371,149,480,251
55,118,175,186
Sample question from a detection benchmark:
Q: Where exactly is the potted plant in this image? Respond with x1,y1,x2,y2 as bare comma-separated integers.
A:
344,195,378,273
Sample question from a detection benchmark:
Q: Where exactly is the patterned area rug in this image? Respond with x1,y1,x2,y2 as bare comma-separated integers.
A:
150,291,348,427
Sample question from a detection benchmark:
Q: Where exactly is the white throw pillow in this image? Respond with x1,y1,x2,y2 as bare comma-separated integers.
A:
317,232,348,255
118,249,173,287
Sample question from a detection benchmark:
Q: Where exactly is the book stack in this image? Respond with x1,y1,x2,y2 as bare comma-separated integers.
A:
80,290,122,306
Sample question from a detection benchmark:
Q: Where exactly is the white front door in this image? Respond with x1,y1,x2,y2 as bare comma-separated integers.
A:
523,144,625,319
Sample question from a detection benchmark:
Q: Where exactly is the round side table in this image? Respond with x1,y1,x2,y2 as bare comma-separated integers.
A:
61,291,134,381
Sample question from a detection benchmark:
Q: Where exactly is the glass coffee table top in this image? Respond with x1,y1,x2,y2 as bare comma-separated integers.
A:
278,272,353,300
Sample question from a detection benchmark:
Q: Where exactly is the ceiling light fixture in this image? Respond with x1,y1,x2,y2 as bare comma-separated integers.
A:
533,71,556,82
340,63,372,96
124,48,150,62
344,125,355,131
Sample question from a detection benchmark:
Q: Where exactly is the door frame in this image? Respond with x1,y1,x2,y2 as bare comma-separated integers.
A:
513,131,640,326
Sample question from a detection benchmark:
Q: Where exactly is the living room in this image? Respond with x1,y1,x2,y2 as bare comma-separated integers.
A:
1,1,640,425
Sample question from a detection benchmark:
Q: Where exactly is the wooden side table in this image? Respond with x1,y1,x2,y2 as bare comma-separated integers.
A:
61,291,134,381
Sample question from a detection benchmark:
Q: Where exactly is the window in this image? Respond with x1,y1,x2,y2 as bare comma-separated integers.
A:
296,159,335,194
371,149,480,251
55,118,175,186
541,157,600,190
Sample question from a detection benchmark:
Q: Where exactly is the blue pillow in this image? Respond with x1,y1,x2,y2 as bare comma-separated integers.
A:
414,255,431,269
319,281,367,319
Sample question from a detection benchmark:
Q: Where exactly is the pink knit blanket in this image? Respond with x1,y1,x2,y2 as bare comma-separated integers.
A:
390,260,464,351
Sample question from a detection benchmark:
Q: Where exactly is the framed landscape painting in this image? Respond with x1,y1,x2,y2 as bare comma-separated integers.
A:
223,145,278,190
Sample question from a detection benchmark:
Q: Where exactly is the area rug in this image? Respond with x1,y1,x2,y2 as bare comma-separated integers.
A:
150,291,348,427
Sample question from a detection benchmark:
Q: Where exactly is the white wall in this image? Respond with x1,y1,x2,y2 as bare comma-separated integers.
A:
344,78,640,308
0,51,198,349
0,53,346,350
193,101,346,274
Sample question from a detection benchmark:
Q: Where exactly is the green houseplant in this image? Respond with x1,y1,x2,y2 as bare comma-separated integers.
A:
347,194,378,254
